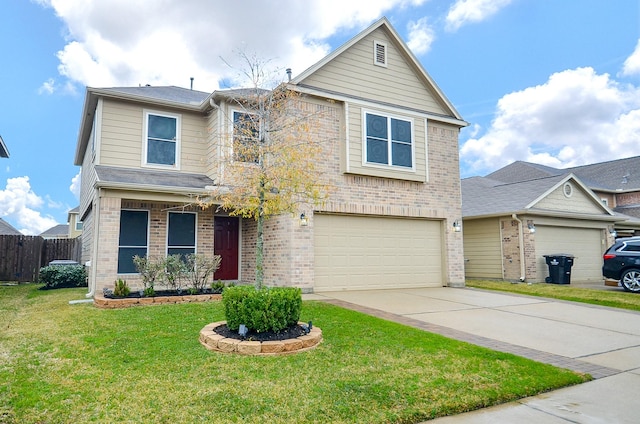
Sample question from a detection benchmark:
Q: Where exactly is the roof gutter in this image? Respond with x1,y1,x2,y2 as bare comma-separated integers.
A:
511,214,526,282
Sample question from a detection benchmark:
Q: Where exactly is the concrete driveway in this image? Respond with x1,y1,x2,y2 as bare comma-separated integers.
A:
306,287,640,423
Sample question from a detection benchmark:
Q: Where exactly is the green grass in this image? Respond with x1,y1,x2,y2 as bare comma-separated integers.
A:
466,280,640,312
1,284,589,424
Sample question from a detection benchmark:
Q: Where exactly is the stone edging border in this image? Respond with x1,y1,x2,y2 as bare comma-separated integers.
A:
93,293,222,309
199,321,323,355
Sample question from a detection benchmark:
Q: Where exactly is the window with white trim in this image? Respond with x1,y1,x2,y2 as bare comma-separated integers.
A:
117,210,149,274
232,110,260,163
167,212,196,259
145,111,180,167
365,112,413,168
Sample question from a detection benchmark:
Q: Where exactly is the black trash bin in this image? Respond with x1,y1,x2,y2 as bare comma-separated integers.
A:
543,254,574,284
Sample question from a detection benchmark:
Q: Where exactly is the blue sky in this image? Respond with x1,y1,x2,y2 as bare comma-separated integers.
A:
1,0,639,234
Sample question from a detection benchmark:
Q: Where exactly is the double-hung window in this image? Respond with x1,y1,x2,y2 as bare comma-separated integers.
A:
365,112,413,168
232,111,260,163
145,111,180,167
167,212,196,259
118,210,149,273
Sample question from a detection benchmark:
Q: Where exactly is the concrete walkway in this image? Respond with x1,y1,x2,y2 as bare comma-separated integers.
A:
305,287,640,423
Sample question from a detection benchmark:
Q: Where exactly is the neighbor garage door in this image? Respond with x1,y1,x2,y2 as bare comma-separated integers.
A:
535,226,604,283
314,214,443,291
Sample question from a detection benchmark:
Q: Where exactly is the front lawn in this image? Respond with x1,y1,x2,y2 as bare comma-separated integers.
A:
466,280,640,312
1,284,588,424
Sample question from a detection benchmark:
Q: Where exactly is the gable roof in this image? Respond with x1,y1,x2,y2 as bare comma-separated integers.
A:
0,218,21,235
290,17,465,125
0,135,8,158
486,156,640,192
39,224,69,238
462,173,613,219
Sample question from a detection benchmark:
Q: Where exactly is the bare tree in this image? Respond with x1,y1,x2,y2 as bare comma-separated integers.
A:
202,52,331,288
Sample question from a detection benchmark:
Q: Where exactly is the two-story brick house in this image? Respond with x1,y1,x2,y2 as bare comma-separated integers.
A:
74,17,468,297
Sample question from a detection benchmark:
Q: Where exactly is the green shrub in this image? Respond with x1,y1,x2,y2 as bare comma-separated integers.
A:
38,265,87,289
113,279,130,297
211,280,226,293
222,286,302,333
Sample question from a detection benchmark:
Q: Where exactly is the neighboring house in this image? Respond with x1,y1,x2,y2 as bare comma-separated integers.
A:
67,206,83,238
0,135,8,158
0,218,21,235
462,159,640,283
74,17,468,297
40,224,70,239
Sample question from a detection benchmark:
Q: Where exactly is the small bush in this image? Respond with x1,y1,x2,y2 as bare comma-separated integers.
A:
222,285,302,333
113,279,130,297
39,265,87,289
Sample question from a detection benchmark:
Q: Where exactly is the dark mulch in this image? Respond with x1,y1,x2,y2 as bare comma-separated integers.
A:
214,323,307,342
103,289,222,299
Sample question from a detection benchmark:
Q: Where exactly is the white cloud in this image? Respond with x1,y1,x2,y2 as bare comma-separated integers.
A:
39,0,427,91
460,67,640,176
406,17,435,55
622,39,640,77
446,0,512,32
0,177,59,235
70,171,81,199
38,78,56,95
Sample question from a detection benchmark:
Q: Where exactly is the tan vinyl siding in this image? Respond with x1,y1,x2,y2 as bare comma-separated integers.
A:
180,113,208,174
99,99,207,174
462,218,503,279
534,183,604,214
346,103,428,182
299,27,447,115
99,100,144,168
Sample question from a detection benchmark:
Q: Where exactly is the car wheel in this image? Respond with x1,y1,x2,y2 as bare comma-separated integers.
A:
620,269,640,293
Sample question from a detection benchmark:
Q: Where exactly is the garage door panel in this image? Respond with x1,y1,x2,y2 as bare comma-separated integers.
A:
535,226,604,283
314,214,443,291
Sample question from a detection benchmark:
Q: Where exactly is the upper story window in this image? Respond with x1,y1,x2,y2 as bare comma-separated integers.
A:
75,220,83,231
364,112,413,169
144,110,180,168
232,110,260,163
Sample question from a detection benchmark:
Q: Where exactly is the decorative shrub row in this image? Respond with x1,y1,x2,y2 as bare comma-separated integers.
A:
39,265,87,289
222,286,302,333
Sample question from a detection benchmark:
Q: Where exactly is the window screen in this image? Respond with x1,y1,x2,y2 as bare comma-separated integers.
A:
117,210,149,273
167,212,196,258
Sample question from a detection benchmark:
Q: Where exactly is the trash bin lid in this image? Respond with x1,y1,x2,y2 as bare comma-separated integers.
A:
543,254,574,258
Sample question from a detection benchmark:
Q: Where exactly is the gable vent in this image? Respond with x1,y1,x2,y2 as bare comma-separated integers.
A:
374,41,387,67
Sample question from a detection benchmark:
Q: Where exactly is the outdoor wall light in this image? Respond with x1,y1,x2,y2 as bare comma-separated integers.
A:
238,324,248,337
527,221,536,234
300,213,309,227
453,220,462,232
609,226,617,238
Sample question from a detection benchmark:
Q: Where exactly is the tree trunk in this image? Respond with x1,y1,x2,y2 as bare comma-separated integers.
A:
255,180,265,289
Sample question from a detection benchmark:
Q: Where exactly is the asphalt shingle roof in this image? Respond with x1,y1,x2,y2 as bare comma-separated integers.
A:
0,218,21,235
95,165,215,191
100,86,210,106
462,174,567,217
485,156,640,192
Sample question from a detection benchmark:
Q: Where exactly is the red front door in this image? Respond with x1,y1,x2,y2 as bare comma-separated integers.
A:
214,217,239,280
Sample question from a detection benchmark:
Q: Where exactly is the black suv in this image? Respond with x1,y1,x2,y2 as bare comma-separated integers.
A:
603,237,640,292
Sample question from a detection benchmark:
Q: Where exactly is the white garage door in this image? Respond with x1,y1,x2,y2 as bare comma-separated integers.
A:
314,214,443,291
535,226,604,283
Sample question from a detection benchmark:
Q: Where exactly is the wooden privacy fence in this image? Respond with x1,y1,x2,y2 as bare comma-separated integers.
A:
0,235,82,283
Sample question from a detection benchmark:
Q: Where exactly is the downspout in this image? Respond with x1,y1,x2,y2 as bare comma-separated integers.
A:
511,214,526,282
85,189,101,298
